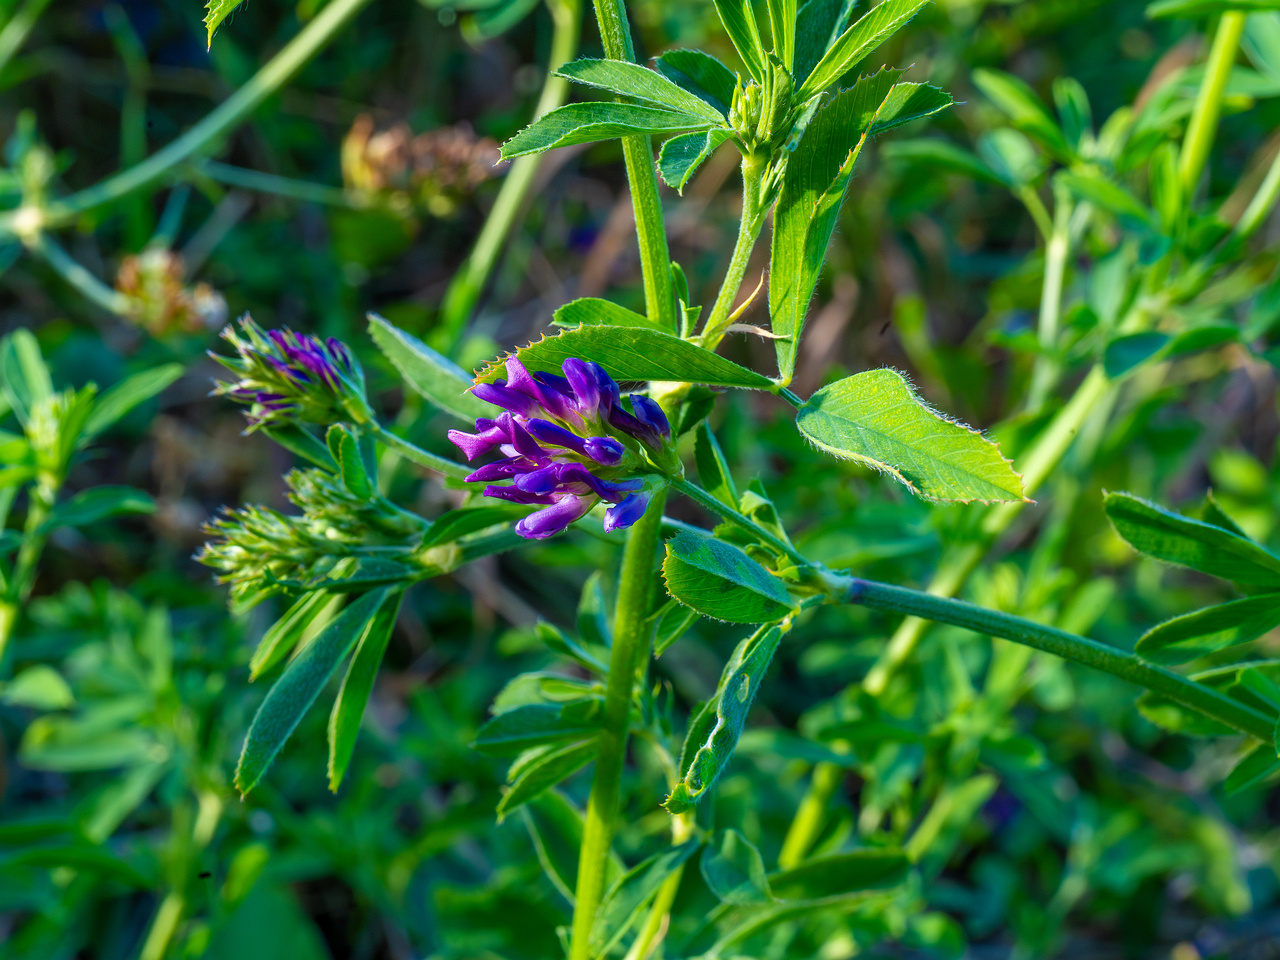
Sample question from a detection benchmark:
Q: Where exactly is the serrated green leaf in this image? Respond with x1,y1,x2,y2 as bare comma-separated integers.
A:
327,591,403,791
1105,492,1280,587
972,67,1071,159
235,589,388,795
655,49,739,115
769,849,910,900
1227,742,1280,793
496,738,597,821
475,703,602,756
367,313,489,423
41,486,153,533
663,529,794,623
702,829,774,904
552,297,663,331
499,102,715,160
555,59,728,123
795,0,930,102
1136,595,1280,664
712,0,769,81
667,623,784,812
474,325,774,389
694,422,739,509
659,129,732,193
794,0,858,85
795,369,1027,502
771,75,951,383
83,364,183,440
204,0,245,47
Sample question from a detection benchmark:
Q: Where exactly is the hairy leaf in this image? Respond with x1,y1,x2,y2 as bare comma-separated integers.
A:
367,313,489,423
327,425,374,500
250,591,342,680
204,0,244,47
474,703,602,756
496,738,597,820
500,102,715,159
1105,492,1280,587
655,49,739,115
555,59,728,123
1136,595,1280,664
659,129,732,193
667,623,784,812
795,0,930,102
552,297,662,330
712,0,768,81
794,0,858,85
767,0,797,69
663,529,794,623
795,369,1027,502
327,591,403,791
235,589,388,795
475,325,774,389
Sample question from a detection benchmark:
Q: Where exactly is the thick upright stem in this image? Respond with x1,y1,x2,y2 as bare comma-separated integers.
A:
437,0,583,353
570,489,667,960
0,0,375,234
590,0,675,331
1180,12,1246,194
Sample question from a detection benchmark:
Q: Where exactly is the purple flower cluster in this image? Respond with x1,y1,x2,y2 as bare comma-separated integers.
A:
212,316,373,430
450,357,672,540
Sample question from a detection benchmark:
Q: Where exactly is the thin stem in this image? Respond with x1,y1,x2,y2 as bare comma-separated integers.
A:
699,155,768,349
194,160,354,207
0,0,52,76
671,476,806,566
1,477,54,658
1026,186,1073,409
841,577,1273,741
370,423,472,482
437,0,583,353
28,232,133,315
1179,11,1246,194
777,759,844,869
590,0,675,331
570,488,667,960
1233,144,1280,241
0,0,375,234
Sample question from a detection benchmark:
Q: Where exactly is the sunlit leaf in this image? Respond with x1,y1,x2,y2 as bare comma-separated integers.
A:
1136,595,1280,664
662,529,794,623
795,0,930,102
555,59,728,123
499,102,716,160
367,313,489,423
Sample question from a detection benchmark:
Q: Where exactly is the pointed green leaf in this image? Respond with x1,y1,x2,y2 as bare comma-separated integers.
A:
204,0,244,47
712,0,769,81
767,0,797,69
250,590,342,680
655,49,739,116
327,591,403,791
702,829,774,904
553,297,664,331
327,425,374,500
474,703,602,756
499,102,714,160
1057,169,1155,227
1105,492,1280,587
971,67,1071,159
83,364,183,440
1136,595,1280,665
653,603,700,657
421,504,528,548
769,849,910,900
0,329,52,428
592,841,701,956
496,739,597,821
555,59,728,123
794,0,858,85
663,529,795,623
521,790,625,904
667,623,784,812
659,129,732,193
475,325,774,389
1226,742,1280,794
795,369,1027,502
367,313,489,423
235,589,388,795
1137,692,1236,736
41,486,153,532
794,0,930,102
694,422,739,509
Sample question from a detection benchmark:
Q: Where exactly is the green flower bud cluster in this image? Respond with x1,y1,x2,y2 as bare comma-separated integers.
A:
729,56,798,156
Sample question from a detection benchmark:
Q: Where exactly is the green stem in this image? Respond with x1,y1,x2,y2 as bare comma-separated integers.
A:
194,160,354,207
1,477,54,659
569,488,667,960
1026,187,1073,409
28,232,133,315
370,423,472,482
841,577,1272,741
777,758,844,869
590,0,675,331
1179,11,1246,194
671,476,805,566
0,0,375,234
624,812,693,960
436,0,582,353
0,0,52,76
1232,144,1280,241
699,155,768,349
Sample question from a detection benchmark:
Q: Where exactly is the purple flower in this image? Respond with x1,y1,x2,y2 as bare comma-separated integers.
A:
451,356,675,539
212,316,373,430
